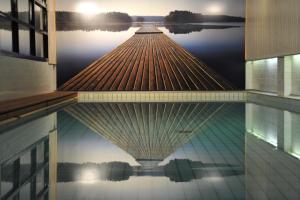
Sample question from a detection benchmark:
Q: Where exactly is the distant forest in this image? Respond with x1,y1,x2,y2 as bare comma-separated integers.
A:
165,11,245,23
56,10,244,25
56,11,132,24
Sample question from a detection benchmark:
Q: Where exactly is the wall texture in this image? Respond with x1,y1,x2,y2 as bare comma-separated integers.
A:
246,59,278,93
245,0,300,60
290,55,300,95
0,55,56,101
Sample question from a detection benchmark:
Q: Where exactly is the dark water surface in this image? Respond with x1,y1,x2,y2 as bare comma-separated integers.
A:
57,23,245,89
1,102,300,199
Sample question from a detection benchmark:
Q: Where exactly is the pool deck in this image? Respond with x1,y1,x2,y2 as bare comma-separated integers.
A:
77,91,246,102
60,26,233,91
0,92,77,122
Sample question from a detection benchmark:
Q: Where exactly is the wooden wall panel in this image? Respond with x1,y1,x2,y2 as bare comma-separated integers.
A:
246,0,300,60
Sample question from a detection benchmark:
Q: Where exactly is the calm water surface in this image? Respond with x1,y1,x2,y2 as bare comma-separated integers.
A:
1,102,300,200
57,23,245,89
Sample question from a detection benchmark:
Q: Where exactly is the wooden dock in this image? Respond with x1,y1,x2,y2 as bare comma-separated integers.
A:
61,26,233,91
135,26,163,34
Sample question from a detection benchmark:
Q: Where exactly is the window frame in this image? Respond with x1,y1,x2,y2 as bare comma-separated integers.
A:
0,0,48,62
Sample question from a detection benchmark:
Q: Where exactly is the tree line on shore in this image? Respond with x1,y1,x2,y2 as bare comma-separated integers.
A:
56,10,244,25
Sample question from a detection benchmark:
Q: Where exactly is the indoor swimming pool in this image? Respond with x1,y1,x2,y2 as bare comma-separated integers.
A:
1,102,300,200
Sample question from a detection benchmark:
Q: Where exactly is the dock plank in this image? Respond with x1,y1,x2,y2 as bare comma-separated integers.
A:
60,27,234,91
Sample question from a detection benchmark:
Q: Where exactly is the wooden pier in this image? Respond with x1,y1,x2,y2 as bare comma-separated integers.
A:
61,26,233,91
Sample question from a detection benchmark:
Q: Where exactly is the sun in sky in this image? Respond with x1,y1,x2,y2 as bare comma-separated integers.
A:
206,4,224,15
76,2,104,15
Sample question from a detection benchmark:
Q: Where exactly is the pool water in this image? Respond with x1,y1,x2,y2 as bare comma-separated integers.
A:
1,102,300,200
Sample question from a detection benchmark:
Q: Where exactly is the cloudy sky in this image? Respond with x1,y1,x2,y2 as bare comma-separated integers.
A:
57,0,245,16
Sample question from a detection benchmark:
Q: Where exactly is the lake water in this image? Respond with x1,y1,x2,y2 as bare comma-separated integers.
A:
1,102,300,200
57,23,245,89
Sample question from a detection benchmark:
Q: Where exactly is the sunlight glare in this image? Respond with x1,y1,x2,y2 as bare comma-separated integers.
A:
207,4,224,15
81,169,98,184
76,2,102,16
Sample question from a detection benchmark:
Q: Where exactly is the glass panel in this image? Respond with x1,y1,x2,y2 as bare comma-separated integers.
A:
19,24,30,55
42,8,47,31
1,163,14,197
18,0,29,23
0,0,11,14
35,32,44,57
20,151,32,183
34,4,42,30
37,142,44,168
19,182,31,200
0,17,13,51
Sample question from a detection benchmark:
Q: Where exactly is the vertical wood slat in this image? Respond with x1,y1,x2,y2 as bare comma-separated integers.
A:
245,0,300,60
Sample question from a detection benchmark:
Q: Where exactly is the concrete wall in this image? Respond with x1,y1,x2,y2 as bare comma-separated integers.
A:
290,55,300,95
245,0,300,60
246,58,278,93
0,0,56,101
247,54,300,97
0,55,56,101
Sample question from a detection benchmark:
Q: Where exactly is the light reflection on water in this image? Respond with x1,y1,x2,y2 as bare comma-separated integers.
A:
1,102,300,199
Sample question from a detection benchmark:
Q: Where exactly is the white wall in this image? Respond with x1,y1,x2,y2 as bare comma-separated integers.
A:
246,58,278,93
0,55,56,101
290,55,300,95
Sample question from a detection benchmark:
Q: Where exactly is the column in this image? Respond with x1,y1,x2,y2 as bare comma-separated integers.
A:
283,111,292,153
47,0,56,65
246,61,253,90
277,57,285,96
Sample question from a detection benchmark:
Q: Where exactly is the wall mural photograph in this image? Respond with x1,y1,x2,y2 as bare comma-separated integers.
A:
1,0,300,200
56,0,245,90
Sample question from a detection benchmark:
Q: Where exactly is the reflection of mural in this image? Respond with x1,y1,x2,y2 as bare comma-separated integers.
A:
54,23,240,33
55,159,243,183
65,103,226,167
165,24,240,34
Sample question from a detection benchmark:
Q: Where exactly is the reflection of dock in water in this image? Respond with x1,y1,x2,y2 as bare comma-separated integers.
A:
65,102,226,167
60,26,233,91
